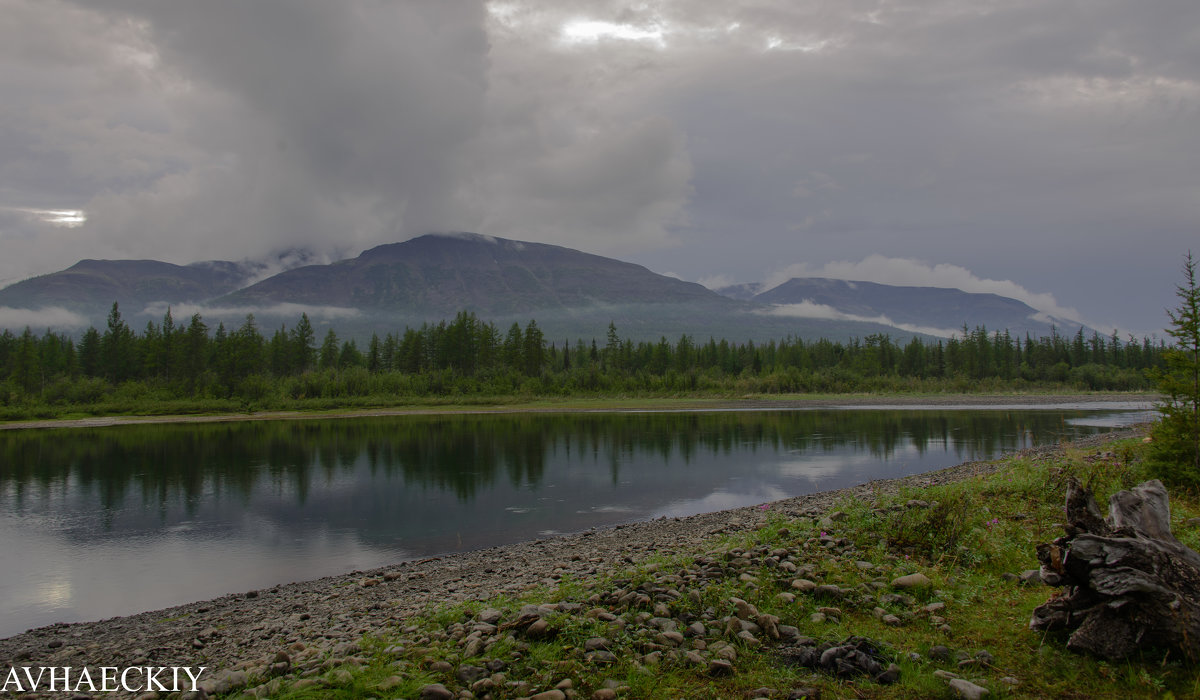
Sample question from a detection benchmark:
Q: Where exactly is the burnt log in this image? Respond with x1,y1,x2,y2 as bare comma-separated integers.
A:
1029,478,1200,661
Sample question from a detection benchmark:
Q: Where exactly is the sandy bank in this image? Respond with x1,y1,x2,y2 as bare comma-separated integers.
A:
0,392,1158,431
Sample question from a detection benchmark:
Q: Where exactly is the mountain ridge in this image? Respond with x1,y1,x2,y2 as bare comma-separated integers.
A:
0,233,1085,340
221,233,727,314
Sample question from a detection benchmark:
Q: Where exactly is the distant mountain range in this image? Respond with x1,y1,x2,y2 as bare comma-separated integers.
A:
0,233,1084,341
733,277,1069,338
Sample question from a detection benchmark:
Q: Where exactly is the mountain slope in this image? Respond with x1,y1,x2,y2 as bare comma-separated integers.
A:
222,233,729,315
748,277,1075,336
0,259,250,313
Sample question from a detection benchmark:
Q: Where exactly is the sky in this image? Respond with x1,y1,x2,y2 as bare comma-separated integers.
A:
1,0,1197,336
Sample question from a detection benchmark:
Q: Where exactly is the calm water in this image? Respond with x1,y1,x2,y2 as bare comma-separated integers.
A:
0,404,1152,638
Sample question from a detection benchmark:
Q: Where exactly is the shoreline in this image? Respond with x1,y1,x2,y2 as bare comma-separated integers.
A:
0,392,1158,431
0,425,1149,691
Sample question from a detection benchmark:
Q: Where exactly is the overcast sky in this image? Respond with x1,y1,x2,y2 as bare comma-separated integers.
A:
2,0,1197,336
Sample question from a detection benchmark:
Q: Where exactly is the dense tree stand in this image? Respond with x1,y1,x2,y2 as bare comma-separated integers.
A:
1029,478,1200,661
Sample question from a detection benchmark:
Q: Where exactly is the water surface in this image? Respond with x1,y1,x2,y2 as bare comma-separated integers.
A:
0,404,1151,638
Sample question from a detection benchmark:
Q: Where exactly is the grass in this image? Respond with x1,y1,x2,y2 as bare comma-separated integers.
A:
217,434,1200,698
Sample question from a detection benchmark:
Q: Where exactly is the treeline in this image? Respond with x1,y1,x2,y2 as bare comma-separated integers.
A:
0,303,1165,415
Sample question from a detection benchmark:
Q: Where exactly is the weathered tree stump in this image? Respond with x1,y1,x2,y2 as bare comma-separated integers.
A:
1029,478,1200,661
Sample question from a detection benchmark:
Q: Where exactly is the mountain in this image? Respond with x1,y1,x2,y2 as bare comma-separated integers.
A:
0,259,251,313
0,249,325,316
221,233,725,314
737,277,1079,337
0,233,1074,342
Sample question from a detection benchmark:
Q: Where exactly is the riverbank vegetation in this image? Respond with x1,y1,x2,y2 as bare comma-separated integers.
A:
211,431,1200,699
0,304,1164,420
1146,251,1200,486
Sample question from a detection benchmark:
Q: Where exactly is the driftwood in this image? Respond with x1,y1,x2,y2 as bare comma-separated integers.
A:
1029,478,1200,661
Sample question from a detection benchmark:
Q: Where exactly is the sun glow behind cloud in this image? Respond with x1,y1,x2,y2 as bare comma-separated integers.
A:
2,207,87,228
560,19,666,47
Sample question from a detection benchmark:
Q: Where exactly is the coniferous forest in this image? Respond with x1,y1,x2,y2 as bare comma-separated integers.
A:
0,302,1164,420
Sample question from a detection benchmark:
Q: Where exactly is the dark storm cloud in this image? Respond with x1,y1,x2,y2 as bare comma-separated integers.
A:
1,0,490,269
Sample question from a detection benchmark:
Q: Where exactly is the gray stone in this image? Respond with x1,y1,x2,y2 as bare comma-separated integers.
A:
457,664,488,684
949,678,989,699
791,578,817,592
419,682,455,700
876,662,902,684
526,618,553,638
586,650,618,664
708,658,734,675
730,597,758,619
814,584,844,599
891,573,932,589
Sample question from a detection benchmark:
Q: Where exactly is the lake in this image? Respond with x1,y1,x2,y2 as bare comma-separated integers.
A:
0,403,1152,638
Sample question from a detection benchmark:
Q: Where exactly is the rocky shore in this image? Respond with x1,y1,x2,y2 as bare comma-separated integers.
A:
0,426,1147,699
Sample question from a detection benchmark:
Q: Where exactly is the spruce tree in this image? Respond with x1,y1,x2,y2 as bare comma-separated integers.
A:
1148,251,1200,484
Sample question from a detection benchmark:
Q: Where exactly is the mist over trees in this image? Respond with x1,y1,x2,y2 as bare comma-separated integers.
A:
0,303,1165,418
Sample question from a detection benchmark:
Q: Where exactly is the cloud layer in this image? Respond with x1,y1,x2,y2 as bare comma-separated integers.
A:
2,0,1196,335
762,255,1096,330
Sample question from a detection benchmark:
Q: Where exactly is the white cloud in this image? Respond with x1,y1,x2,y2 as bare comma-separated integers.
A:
0,306,89,330
141,302,360,321
763,255,1100,330
757,301,961,338
696,273,735,290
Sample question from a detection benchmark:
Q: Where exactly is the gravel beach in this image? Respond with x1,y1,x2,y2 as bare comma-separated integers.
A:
0,419,1148,698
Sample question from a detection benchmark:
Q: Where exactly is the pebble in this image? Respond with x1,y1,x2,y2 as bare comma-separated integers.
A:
1018,569,1043,586
891,573,932,589
708,658,735,675
949,678,989,699
419,683,455,700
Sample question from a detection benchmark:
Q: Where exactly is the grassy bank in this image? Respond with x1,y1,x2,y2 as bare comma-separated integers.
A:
204,430,1199,699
